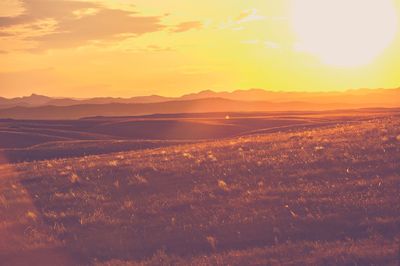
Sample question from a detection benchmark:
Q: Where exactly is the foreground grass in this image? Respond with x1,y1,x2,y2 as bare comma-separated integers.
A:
0,115,399,265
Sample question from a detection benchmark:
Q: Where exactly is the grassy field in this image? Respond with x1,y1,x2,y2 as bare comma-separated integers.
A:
0,109,396,163
0,140,199,164
0,113,399,265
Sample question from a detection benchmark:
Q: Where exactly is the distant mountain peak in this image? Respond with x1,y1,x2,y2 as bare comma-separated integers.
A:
198,89,217,94
27,93,49,99
1,87,399,110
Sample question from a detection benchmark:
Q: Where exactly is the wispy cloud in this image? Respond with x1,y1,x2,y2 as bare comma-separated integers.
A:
171,21,203,33
0,0,166,51
235,9,265,24
0,31,13,36
219,8,265,30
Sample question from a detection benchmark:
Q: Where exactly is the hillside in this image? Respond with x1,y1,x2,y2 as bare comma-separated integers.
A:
180,88,400,105
0,94,173,108
0,88,399,114
1,94,399,120
1,114,399,265
0,109,396,162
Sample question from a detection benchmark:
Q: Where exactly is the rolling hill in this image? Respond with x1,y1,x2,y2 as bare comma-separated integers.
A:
0,88,399,110
0,92,399,120
0,108,397,163
1,114,399,265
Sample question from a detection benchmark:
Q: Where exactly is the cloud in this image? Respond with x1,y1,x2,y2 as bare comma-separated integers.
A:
218,9,265,30
31,9,165,50
145,45,173,52
172,21,202,33
235,9,265,24
0,31,13,37
126,44,174,53
0,0,166,51
0,0,96,28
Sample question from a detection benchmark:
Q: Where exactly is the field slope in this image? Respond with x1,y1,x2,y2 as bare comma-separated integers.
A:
0,115,399,265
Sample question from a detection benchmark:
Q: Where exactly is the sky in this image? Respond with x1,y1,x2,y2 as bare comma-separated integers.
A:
0,0,400,98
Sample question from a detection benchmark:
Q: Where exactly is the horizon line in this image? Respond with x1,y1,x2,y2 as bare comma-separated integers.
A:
2,86,400,100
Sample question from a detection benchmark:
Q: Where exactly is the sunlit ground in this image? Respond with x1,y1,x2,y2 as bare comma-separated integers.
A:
0,112,399,265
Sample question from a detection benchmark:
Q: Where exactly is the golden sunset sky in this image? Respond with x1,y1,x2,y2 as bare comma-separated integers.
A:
1,0,400,98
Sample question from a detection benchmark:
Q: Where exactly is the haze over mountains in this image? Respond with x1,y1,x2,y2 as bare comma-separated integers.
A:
0,88,399,119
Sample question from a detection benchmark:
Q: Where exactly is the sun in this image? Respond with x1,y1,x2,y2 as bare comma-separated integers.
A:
290,0,399,67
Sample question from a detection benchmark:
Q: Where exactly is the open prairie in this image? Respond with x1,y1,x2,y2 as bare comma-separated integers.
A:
0,110,399,265
0,109,396,163
2,0,400,264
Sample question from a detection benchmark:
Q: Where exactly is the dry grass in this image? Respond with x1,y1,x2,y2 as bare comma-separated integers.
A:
0,114,399,265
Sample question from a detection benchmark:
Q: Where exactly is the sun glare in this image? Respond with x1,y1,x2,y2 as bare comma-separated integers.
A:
290,0,399,67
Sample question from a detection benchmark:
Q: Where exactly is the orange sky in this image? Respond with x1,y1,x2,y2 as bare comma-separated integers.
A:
0,0,400,98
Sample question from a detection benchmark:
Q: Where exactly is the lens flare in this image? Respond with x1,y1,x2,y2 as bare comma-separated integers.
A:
290,0,399,67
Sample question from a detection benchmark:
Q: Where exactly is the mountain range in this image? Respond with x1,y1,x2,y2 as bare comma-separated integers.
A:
0,88,399,119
